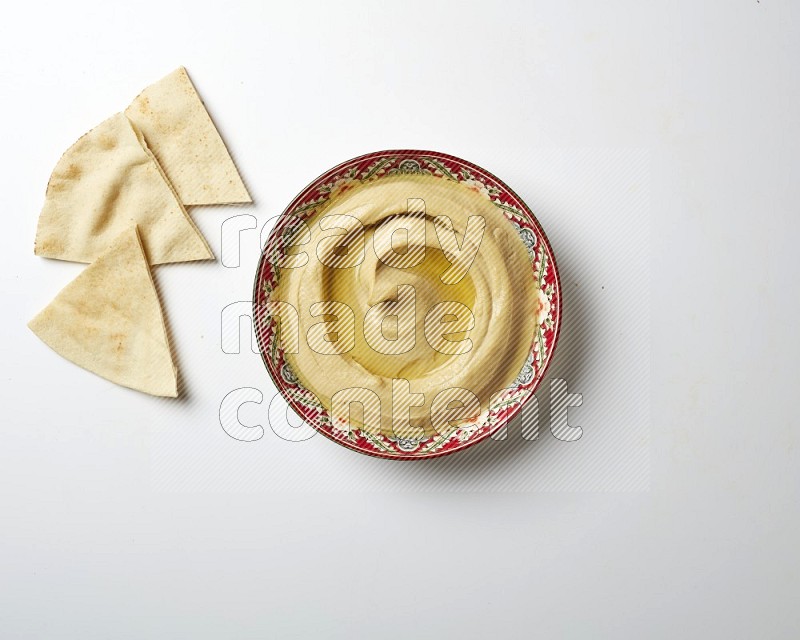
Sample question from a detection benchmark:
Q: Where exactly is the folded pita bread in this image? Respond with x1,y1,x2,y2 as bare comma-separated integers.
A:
126,67,251,206
34,112,213,265
29,226,179,398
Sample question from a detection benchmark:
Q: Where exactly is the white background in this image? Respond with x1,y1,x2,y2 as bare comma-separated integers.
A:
1,1,798,637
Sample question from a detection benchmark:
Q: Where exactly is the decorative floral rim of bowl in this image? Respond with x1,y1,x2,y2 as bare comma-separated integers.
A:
253,150,561,460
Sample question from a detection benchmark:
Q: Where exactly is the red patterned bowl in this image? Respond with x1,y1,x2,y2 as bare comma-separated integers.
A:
253,150,561,460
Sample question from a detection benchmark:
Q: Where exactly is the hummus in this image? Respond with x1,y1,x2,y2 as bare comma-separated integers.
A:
273,173,538,439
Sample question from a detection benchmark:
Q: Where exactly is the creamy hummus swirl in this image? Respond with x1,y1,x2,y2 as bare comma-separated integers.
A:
273,173,538,438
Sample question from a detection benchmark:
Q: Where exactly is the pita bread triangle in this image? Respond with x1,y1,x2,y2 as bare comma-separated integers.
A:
28,226,179,398
34,112,213,265
126,67,252,206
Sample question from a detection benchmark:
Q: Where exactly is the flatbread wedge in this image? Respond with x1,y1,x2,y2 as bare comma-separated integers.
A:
126,67,252,205
34,112,213,265
28,226,179,398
